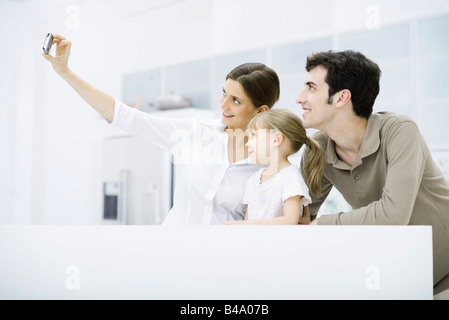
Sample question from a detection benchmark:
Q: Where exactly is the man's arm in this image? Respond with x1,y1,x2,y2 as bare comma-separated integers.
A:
300,147,333,220
318,121,425,225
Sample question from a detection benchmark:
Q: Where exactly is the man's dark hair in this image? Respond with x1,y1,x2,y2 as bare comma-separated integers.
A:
306,50,381,119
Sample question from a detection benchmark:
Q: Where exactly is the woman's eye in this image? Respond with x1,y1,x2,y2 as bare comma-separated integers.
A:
233,98,240,104
222,90,227,97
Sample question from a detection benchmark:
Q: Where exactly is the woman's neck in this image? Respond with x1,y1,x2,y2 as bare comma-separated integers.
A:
226,128,248,164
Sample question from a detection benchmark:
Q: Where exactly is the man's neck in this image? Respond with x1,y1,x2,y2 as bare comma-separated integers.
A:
326,115,368,166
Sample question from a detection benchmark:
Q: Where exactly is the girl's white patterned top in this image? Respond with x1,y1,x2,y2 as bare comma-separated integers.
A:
243,165,312,220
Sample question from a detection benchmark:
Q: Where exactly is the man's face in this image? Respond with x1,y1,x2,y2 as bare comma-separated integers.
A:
296,65,335,130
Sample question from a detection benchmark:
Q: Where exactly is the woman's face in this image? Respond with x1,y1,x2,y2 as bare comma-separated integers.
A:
220,79,263,132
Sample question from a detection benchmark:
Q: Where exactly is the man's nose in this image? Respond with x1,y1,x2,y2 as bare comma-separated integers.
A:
296,88,306,105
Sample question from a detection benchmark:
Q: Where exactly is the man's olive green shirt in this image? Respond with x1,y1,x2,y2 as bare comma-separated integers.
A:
301,112,449,293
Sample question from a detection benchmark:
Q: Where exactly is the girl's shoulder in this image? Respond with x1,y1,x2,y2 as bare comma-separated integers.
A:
281,165,301,177
280,165,306,185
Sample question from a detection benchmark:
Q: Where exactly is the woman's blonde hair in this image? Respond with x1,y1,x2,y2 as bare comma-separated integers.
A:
248,108,324,196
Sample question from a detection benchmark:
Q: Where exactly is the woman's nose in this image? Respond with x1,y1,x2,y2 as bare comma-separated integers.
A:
220,96,228,110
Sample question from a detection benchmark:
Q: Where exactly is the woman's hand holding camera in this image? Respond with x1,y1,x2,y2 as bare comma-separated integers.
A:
42,34,71,76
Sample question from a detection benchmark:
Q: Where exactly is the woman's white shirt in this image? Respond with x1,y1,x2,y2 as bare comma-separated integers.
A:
111,99,264,225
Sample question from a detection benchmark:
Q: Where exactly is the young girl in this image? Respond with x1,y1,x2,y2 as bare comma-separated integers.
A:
224,108,324,225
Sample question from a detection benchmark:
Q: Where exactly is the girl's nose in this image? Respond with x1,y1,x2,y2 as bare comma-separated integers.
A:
245,137,254,148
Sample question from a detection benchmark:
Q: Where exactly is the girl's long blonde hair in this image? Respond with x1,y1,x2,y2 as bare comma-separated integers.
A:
248,108,324,196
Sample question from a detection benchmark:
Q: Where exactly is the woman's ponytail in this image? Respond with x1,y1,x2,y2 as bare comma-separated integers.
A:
303,136,324,197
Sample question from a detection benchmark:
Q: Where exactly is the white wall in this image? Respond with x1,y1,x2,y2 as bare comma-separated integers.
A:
1,0,448,224
120,0,449,68
0,0,122,224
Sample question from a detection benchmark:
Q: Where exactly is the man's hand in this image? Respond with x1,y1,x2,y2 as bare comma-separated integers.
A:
298,206,311,224
222,221,238,225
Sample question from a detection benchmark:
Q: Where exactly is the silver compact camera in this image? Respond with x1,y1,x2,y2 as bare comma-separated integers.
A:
42,33,53,54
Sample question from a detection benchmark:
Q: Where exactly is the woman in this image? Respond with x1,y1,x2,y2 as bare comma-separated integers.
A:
42,34,282,225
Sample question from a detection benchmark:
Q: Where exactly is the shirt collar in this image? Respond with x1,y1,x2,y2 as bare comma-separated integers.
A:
214,121,259,166
359,113,382,159
212,119,227,133
325,113,382,169
209,119,252,165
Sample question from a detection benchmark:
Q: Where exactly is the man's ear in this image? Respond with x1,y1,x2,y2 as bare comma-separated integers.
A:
335,89,351,107
257,105,269,113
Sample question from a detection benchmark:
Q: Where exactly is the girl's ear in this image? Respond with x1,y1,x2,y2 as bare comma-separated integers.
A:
257,105,269,113
273,131,284,147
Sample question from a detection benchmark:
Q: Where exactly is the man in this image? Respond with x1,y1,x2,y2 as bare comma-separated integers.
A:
298,50,449,296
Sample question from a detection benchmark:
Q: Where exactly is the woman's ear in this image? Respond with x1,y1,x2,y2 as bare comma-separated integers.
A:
257,105,269,113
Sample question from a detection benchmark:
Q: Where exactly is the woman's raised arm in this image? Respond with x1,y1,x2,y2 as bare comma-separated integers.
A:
42,34,115,123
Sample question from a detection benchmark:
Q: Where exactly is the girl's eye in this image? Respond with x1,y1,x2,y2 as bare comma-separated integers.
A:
233,98,240,104
222,89,227,97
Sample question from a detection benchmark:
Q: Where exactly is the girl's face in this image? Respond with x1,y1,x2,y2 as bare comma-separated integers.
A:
220,79,262,131
246,125,276,165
